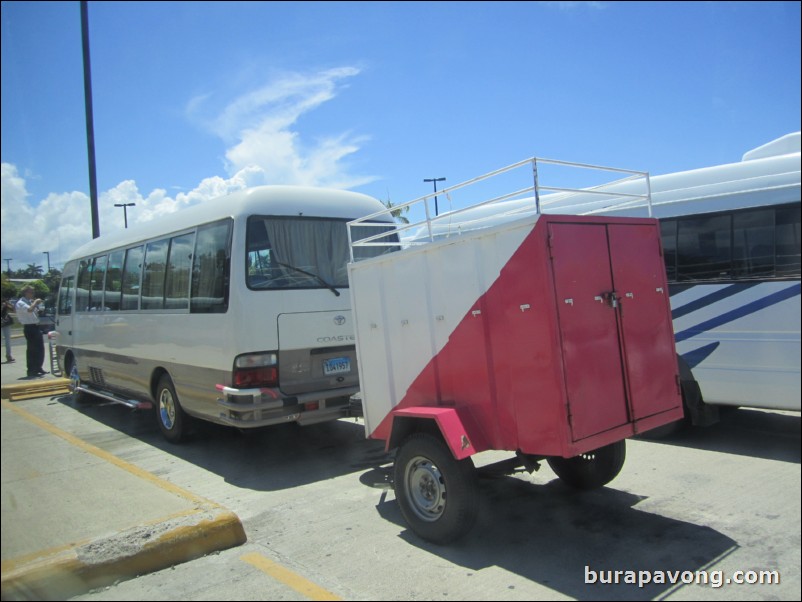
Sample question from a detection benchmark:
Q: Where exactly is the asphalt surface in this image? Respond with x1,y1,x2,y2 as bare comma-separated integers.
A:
0,334,246,601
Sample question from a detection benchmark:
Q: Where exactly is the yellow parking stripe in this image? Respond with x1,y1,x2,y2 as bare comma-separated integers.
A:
240,552,342,601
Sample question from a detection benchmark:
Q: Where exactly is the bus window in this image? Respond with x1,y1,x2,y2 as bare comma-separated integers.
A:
105,250,124,311
76,259,91,311
165,233,195,310
121,246,144,311
676,214,732,281
733,209,774,278
191,220,231,313
89,255,107,311
142,239,169,310
59,274,74,316
660,219,677,281
776,205,801,277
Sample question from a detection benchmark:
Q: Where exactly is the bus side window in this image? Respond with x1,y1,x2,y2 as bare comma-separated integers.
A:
733,209,774,278
76,259,91,311
59,275,74,316
191,220,231,313
165,233,195,310
105,250,124,311
142,239,169,310
121,246,144,311
676,214,732,281
660,219,677,282
776,205,801,277
89,255,107,311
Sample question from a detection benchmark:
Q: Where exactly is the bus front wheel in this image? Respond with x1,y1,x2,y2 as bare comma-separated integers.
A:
156,374,190,444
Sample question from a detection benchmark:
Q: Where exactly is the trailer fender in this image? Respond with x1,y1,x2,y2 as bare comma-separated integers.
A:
387,407,477,460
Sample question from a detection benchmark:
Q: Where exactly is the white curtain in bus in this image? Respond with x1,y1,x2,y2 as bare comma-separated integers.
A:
264,219,349,286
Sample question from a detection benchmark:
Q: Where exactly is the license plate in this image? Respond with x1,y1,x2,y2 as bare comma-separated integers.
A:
323,357,351,376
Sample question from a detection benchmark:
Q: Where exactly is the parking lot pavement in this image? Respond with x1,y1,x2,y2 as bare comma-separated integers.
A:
0,343,246,601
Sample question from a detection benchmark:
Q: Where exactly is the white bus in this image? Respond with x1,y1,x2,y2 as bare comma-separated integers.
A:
391,132,801,426
55,186,395,442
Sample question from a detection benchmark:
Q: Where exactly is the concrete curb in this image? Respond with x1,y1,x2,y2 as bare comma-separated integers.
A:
0,399,248,601
1,378,71,401
0,507,247,601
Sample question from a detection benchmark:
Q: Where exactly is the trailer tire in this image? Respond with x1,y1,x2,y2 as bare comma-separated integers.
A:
547,440,626,490
394,432,478,544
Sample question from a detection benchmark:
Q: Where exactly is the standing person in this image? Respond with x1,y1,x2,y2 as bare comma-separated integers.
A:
1,298,15,363
15,286,46,377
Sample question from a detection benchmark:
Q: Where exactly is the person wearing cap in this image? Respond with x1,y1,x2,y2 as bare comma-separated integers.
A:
15,286,46,377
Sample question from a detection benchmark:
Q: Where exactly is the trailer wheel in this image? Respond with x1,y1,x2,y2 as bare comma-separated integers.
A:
156,374,190,444
394,432,478,544
547,440,626,490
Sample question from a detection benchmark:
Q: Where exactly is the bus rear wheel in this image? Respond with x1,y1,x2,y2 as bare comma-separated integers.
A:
156,374,190,444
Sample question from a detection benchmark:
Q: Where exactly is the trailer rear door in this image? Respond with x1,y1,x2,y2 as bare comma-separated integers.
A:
550,222,679,442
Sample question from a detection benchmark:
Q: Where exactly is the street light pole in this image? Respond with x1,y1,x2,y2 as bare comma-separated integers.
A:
114,203,135,228
423,177,446,216
43,252,51,273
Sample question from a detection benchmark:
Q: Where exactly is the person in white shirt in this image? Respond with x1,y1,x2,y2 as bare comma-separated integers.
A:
15,286,46,377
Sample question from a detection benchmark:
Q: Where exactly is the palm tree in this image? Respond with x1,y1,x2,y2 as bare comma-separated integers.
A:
383,197,409,224
22,264,44,278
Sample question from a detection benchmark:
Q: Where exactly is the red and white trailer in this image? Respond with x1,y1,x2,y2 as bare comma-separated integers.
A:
347,157,684,543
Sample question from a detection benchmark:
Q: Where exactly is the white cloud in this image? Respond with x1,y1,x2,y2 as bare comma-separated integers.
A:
1,66,374,270
192,66,376,189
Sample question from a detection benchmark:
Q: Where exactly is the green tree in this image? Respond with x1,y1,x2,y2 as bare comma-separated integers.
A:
21,263,44,278
1,274,17,300
383,197,409,224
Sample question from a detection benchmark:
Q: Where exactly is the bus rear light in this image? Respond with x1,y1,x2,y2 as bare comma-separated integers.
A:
233,351,279,388
233,366,278,388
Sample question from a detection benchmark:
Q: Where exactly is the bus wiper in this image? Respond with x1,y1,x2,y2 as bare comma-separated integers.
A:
275,261,341,296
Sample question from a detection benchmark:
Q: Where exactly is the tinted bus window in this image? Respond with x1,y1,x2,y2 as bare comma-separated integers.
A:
676,214,732,281
105,250,124,311
121,246,144,311
660,220,677,281
191,220,231,313
88,255,107,311
142,239,169,310
76,259,91,312
165,233,195,310
776,205,801,277
733,209,774,278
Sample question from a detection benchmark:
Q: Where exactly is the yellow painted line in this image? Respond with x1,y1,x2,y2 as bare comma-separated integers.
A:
1,398,211,506
240,552,342,601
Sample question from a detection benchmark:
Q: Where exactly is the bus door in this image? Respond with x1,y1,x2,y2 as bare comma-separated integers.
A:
55,261,77,371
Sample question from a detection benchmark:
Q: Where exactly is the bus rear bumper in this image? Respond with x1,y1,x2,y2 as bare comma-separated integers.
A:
214,384,359,428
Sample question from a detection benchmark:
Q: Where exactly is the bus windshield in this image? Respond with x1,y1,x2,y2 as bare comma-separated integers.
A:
246,216,396,290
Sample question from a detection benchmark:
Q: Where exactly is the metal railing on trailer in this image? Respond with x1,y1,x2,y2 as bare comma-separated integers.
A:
348,156,653,261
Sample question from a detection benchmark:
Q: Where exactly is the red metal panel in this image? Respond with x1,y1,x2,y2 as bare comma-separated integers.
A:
549,223,629,441
608,224,683,420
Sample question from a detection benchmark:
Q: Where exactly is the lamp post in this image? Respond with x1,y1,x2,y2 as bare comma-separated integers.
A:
423,177,446,216
43,252,51,273
114,203,135,228
3,258,12,277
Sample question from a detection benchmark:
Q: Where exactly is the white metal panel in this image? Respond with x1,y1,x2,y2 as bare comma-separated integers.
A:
349,218,536,435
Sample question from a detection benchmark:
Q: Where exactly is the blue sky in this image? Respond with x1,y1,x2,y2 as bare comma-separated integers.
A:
2,1,800,271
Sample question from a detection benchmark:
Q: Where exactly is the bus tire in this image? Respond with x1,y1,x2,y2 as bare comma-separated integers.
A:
65,353,87,403
394,432,478,545
547,440,626,490
156,374,190,444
